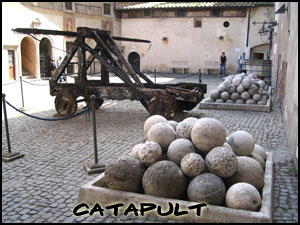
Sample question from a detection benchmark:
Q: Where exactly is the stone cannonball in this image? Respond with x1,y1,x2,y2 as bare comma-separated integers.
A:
104,155,145,192
248,74,257,80
253,144,267,161
205,147,238,178
232,77,242,87
228,130,255,156
249,84,260,96
176,120,195,140
236,84,245,94
183,117,198,123
249,153,265,170
252,94,262,102
217,83,226,92
167,138,195,165
226,84,236,94
245,99,256,104
142,160,187,199
130,143,145,160
235,99,244,104
144,115,168,135
230,92,240,101
224,156,264,190
242,79,252,90
257,100,266,105
226,99,234,104
147,122,176,151
220,91,230,101
187,173,226,206
139,141,163,167
210,90,220,100
264,85,269,91
226,182,262,211
223,142,234,152
222,80,231,87
240,72,246,78
216,99,224,103
258,80,266,89
168,120,178,131
180,153,205,177
205,97,215,103
241,91,251,101
191,118,226,152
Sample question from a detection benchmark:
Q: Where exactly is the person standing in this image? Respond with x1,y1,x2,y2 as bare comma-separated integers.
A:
56,56,66,82
219,52,227,77
238,52,246,73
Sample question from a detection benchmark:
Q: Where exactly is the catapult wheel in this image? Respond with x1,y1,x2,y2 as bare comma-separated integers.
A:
55,91,77,116
148,93,177,120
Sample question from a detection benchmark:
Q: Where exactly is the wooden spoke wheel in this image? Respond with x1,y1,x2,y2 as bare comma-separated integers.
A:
55,92,77,116
148,93,176,119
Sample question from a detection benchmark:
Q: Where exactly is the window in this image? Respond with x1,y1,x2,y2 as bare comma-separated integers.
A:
65,2,72,10
176,9,186,17
194,19,202,28
143,10,151,17
212,9,221,17
63,2,75,13
104,3,111,16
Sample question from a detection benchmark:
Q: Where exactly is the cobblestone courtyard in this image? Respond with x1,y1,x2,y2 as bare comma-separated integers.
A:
2,74,298,223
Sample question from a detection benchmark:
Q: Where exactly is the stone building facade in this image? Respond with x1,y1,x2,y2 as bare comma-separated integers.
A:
271,2,298,171
2,2,118,82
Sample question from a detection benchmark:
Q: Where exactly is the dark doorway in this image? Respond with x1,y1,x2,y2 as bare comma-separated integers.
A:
8,50,16,80
128,52,140,72
39,38,52,78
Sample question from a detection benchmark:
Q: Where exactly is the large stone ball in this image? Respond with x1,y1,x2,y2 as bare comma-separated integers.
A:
236,84,245,94
241,91,251,101
139,141,162,167
230,92,240,101
144,115,168,135
142,160,187,199
183,117,198,123
258,80,266,89
205,147,238,178
226,84,236,94
104,155,145,192
245,99,256,104
224,156,264,190
167,138,195,165
216,99,224,103
187,173,226,206
235,99,244,104
232,77,242,87
168,120,178,131
249,84,260,96
180,153,205,177
217,83,226,92
242,78,252,89
176,120,194,140
191,118,226,152
223,142,234,152
226,99,234,104
257,100,266,105
228,131,255,156
130,143,145,159
210,90,220,100
147,122,176,151
205,97,214,103
226,182,262,211
220,91,230,101
252,93,262,102
249,153,265,170
253,144,267,160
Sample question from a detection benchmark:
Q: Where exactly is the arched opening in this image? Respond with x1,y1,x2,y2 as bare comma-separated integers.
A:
128,52,140,72
21,36,37,78
39,37,53,78
250,43,269,60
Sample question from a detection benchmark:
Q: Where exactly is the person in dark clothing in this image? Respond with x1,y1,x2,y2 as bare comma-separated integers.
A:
219,52,227,77
50,59,56,77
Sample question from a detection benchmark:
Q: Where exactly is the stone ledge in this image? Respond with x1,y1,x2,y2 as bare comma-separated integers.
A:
77,152,273,223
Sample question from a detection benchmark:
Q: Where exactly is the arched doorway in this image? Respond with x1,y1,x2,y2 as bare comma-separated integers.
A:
128,52,140,72
39,37,53,78
250,44,269,60
21,36,37,78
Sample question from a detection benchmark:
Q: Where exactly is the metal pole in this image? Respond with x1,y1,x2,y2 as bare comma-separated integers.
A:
19,75,25,109
154,68,156,84
2,94,12,154
198,69,202,83
91,95,98,164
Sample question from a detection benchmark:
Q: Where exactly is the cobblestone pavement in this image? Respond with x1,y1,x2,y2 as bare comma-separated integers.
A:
2,74,298,223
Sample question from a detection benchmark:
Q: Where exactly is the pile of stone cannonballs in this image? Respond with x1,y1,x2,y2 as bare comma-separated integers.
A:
206,73,270,105
104,115,268,212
